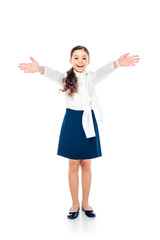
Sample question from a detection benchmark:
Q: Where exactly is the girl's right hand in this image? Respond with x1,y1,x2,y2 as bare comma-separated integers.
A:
18,57,40,73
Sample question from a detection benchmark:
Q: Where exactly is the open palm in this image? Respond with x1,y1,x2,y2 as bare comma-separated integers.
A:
119,53,140,67
18,57,40,73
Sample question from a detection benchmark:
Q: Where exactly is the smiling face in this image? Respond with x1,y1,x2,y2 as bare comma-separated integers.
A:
69,49,90,72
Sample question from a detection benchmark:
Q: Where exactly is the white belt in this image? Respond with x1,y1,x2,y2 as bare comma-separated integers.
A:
82,97,103,138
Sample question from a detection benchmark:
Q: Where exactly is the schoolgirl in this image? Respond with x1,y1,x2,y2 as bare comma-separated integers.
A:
18,45,140,219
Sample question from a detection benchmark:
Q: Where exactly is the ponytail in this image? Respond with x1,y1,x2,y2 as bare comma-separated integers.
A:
59,67,79,97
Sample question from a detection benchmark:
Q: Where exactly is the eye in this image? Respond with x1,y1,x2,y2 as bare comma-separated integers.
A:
74,57,86,60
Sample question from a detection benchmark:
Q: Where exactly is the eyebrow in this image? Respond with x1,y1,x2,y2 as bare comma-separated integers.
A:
74,55,87,57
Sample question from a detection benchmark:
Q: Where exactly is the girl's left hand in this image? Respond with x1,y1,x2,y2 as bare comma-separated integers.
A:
118,53,140,67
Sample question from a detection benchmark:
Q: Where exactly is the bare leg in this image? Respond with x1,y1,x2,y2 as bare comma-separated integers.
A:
80,159,92,210
68,159,80,212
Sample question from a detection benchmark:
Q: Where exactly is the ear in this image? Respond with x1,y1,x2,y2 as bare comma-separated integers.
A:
69,58,72,64
88,59,90,65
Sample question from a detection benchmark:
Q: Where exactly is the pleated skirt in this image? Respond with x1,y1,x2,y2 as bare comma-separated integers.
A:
57,108,102,160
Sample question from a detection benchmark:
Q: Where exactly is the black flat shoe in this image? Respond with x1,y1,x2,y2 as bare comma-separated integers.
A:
67,207,80,219
82,206,96,218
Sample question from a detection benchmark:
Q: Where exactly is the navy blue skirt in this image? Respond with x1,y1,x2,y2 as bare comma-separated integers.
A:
57,108,102,160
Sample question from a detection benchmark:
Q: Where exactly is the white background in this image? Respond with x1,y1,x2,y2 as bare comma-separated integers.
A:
0,0,160,239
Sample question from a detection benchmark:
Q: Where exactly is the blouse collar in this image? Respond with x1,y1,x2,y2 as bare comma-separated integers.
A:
73,69,88,76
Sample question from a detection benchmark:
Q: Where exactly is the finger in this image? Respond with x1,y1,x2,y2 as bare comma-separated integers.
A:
132,61,140,63
19,67,26,70
132,58,140,60
30,56,36,62
123,53,130,57
24,70,30,73
18,66,28,70
18,63,29,67
19,63,28,66
131,57,140,60
129,59,140,64
130,55,140,58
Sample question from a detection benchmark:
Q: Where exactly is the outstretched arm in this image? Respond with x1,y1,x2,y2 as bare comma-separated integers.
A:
40,65,64,85
92,61,117,85
18,57,64,85
92,53,140,85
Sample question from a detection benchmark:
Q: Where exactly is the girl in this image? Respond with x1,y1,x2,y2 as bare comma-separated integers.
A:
18,45,140,219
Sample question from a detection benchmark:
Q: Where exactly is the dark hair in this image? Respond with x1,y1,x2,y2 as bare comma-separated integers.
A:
59,45,90,98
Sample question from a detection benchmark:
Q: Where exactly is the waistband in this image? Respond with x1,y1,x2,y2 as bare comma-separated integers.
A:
66,108,94,113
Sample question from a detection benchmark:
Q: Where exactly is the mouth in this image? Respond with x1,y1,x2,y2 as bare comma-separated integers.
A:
76,65,84,68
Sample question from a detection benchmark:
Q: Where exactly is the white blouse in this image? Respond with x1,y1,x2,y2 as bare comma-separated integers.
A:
41,61,117,138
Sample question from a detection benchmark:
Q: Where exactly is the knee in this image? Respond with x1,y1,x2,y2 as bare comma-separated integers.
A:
80,159,91,172
69,159,80,172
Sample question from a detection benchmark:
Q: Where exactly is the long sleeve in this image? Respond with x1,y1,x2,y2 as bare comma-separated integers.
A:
91,61,117,85
41,66,65,85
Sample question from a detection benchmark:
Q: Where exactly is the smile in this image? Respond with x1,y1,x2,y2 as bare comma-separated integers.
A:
76,65,84,68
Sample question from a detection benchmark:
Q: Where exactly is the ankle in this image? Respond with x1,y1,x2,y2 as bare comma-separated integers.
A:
72,201,80,206
82,201,89,206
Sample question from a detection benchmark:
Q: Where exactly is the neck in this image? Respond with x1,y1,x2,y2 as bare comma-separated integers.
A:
74,69,86,73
